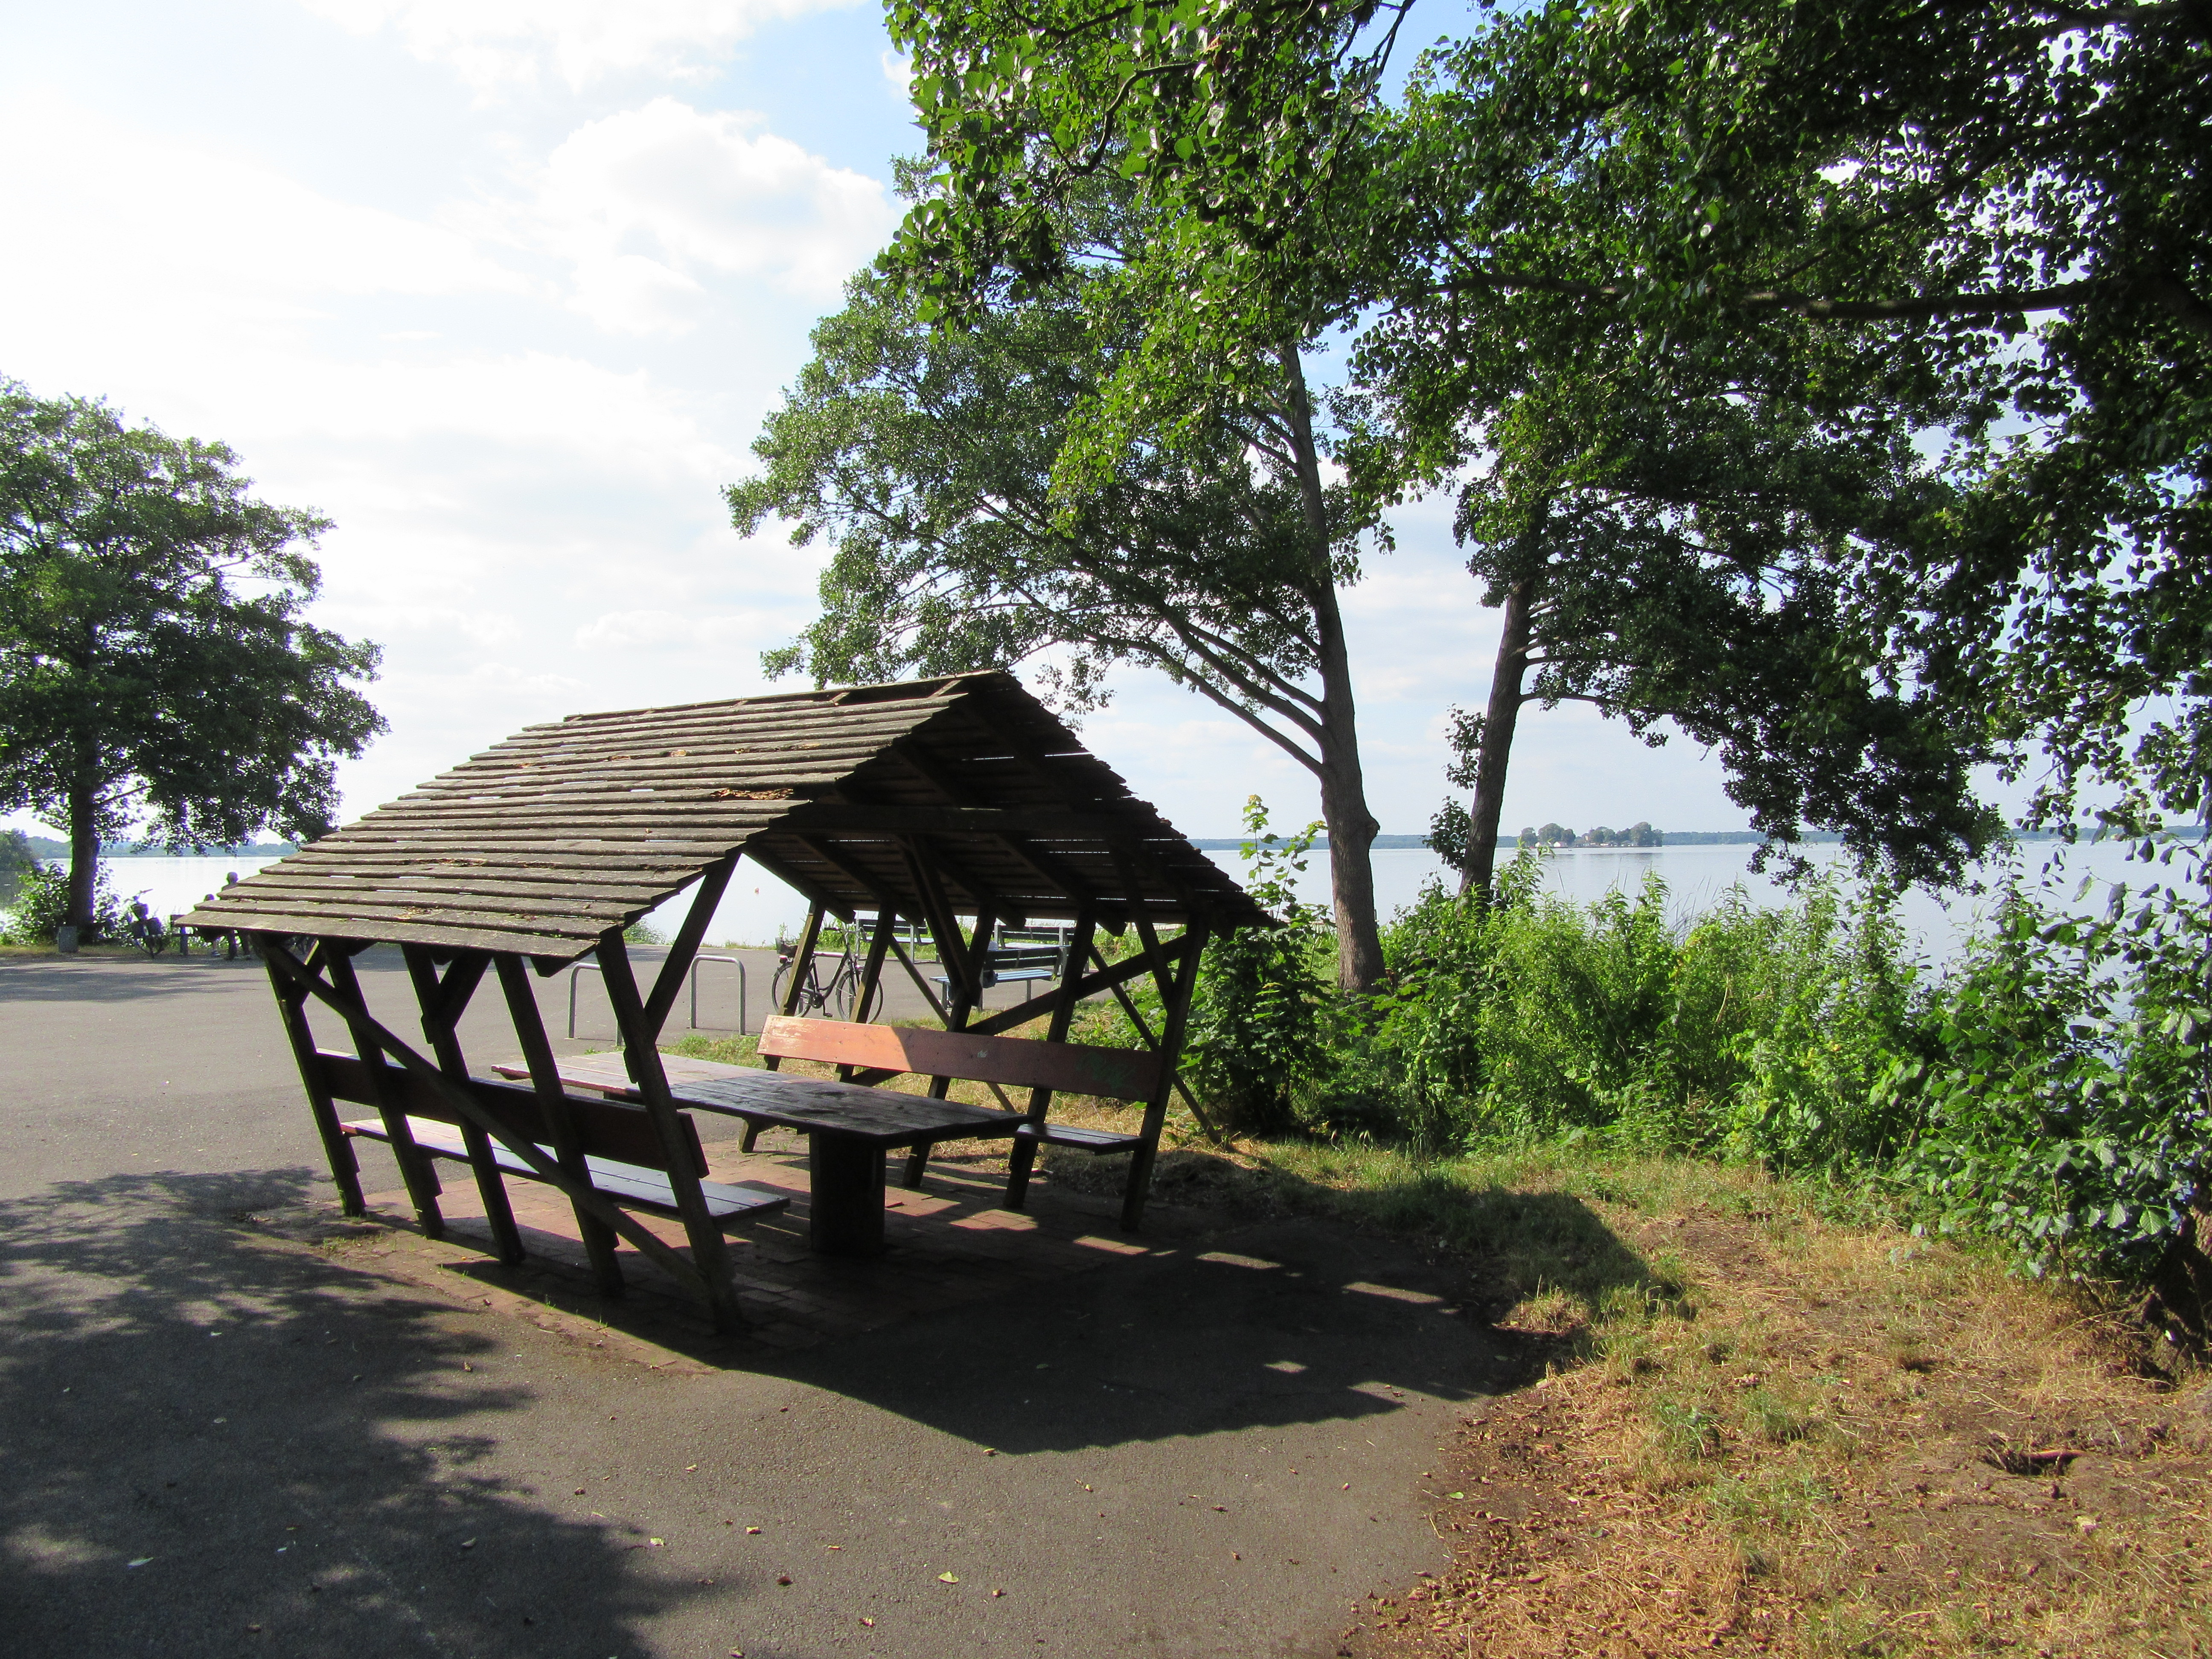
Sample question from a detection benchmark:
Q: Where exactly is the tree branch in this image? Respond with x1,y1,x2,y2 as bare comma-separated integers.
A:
1429,269,2103,323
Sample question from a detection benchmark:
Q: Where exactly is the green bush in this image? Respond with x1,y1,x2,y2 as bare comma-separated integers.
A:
1,859,124,944
1291,853,1925,1162
1179,799,1334,1135
1897,858,2212,1281
1173,826,2207,1298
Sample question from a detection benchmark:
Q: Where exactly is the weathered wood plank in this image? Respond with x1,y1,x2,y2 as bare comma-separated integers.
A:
758,1015,1161,1101
240,869,675,903
189,894,611,931
472,711,934,757
202,911,600,958
220,878,647,921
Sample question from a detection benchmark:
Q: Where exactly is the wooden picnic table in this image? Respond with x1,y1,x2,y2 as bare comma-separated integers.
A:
492,1054,1021,1256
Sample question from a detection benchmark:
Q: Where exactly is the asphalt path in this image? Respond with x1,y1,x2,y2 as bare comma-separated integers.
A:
2,950,1505,1658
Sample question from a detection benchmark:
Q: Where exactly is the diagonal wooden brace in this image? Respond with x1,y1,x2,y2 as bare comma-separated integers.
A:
259,938,712,1299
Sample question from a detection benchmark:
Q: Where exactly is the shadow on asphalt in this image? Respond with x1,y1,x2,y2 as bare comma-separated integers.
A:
364,1151,1649,1457
2,1155,1651,1652
0,1168,696,1658
0,953,273,1003
768,1223,1500,1453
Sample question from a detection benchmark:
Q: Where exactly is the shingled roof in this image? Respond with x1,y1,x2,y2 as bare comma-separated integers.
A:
182,672,1268,960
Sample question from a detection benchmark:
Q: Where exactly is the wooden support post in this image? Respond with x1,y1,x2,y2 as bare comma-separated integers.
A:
1090,943,1222,1142
402,947,523,1266
495,952,626,1298
259,940,712,1298
943,902,997,1038
765,901,827,1069
325,942,446,1239
1122,921,1208,1231
262,949,364,1216
1110,846,1178,1006
1003,906,1096,1211
643,854,737,1037
899,839,975,1009
904,900,994,1188
852,908,897,1027
600,932,745,1335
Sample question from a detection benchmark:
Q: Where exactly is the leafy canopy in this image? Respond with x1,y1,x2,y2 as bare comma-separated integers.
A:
888,0,2212,841
0,383,387,854
730,254,1376,763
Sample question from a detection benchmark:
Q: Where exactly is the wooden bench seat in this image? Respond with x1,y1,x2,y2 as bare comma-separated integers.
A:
340,1114,787,1225
310,1048,789,1242
757,1016,1164,1222
1022,1121,1143,1154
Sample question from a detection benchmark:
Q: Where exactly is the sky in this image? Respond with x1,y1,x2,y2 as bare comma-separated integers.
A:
0,0,1763,847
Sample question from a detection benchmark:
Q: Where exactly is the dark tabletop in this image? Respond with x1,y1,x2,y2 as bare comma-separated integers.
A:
665,1070,1024,1149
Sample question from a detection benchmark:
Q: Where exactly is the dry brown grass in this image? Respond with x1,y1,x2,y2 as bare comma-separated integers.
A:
1345,1192,2212,1659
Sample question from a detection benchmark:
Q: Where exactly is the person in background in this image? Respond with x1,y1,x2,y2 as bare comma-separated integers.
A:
212,872,246,960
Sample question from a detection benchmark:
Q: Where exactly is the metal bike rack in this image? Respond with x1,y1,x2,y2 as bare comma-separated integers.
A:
687,954,748,1034
566,960,605,1040
568,954,749,1038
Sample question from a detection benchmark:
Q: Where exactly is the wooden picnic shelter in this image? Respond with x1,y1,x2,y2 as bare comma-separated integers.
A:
183,672,1267,1333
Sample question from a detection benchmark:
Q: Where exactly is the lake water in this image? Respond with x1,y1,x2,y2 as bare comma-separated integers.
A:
49,836,2186,967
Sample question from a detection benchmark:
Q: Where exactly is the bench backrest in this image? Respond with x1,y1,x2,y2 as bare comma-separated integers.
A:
758,1016,1161,1103
985,946,1064,968
311,1050,705,1176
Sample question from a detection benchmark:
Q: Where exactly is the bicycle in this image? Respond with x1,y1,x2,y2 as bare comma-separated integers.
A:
124,901,170,957
770,918,881,1021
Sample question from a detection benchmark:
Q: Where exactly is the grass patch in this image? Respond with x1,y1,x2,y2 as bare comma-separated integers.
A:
1315,1141,2209,1659
665,1032,762,1066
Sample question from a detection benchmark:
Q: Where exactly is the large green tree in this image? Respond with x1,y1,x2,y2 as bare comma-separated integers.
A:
0,383,387,933
731,246,1397,990
885,0,2211,845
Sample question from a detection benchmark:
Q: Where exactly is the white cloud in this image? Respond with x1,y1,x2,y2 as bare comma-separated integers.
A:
302,0,858,90
280,352,736,478
574,607,783,649
0,93,528,345
500,99,897,328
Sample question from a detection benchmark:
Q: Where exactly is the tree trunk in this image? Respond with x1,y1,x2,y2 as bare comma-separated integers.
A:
1458,575,1536,902
67,777,99,934
1316,734,1385,991
1281,345,1387,993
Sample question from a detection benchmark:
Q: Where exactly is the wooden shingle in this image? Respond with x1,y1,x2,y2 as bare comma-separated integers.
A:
182,672,1267,960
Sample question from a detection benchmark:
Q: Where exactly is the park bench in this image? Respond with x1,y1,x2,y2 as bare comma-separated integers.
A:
307,1048,790,1230
930,942,1066,1004
756,1015,1166,1221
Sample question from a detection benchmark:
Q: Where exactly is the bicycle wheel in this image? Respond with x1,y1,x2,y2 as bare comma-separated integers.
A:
826,960,856,1020
770,956,793,1015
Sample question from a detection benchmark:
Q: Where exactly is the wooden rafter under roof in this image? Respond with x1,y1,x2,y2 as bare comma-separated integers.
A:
181,672,1270,960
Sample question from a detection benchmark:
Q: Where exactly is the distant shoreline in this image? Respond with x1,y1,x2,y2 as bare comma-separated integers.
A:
23,838,297,859
25,827,2198,860
1187,827,2199,852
